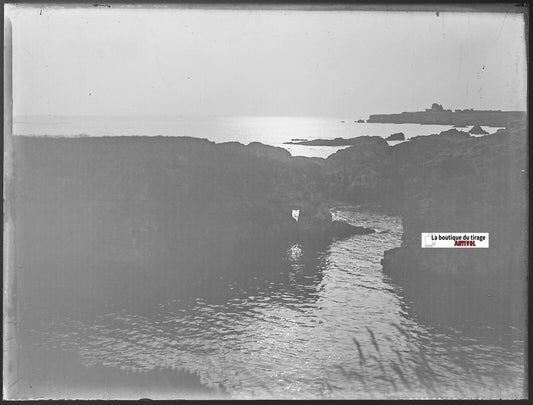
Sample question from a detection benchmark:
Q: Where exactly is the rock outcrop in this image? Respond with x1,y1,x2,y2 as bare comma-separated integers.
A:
469,125,489,135
12,136,329,319
382,121,527,281
296,202,374,240
385,132,405,141
297,201,334,237
381,121,527,331
11,135,376,320
322,136,392,203
282,118,526,330
436,128,470,138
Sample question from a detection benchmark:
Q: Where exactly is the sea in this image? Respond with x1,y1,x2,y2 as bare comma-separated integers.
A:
11,116,523,399
13,115,504,158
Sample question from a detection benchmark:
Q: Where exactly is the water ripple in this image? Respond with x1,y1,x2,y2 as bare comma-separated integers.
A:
25,206,525,399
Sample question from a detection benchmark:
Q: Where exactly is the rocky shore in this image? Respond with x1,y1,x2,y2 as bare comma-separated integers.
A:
381,121,527,277
11,135,368,320
11,117,527,330
382,121,527,331
316,121,526,331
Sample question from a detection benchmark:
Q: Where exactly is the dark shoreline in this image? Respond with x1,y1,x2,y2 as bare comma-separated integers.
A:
367,109,525,127
284,136,379,146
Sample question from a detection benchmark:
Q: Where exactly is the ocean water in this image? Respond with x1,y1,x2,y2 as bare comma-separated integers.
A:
13,115,503,158
19,206,525,399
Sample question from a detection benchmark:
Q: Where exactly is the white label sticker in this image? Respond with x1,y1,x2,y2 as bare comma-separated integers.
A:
421,233,489,248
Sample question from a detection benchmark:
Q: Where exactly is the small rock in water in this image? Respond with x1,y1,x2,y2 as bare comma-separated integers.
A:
385,132,405,141
469,125,488,135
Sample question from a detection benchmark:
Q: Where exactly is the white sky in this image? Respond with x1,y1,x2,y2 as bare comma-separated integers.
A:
6,5,528,117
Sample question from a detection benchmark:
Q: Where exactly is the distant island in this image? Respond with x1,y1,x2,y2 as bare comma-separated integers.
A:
384,132,405,141
367,103,525,127
284,137,367,146
285,133,406,146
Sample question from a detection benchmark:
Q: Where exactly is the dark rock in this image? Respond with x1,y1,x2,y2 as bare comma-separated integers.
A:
297,202,332,237
385,132,405,141
323,136,392,202
246,142,292,162
284,137,368,146
469,125,489,135
408,128,470,142
12,136,326,318
438,128,471,138
382,124,527,282
380,121,527,330
296,203,374,240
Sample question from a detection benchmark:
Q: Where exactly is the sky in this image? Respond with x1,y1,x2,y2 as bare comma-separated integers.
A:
6,5,528,117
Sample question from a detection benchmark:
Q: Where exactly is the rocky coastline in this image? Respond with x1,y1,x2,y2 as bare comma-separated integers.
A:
385,132,405,141
381,120,527,332
12,117,527,330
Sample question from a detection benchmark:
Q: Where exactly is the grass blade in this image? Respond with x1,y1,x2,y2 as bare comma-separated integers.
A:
366,326,381,354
